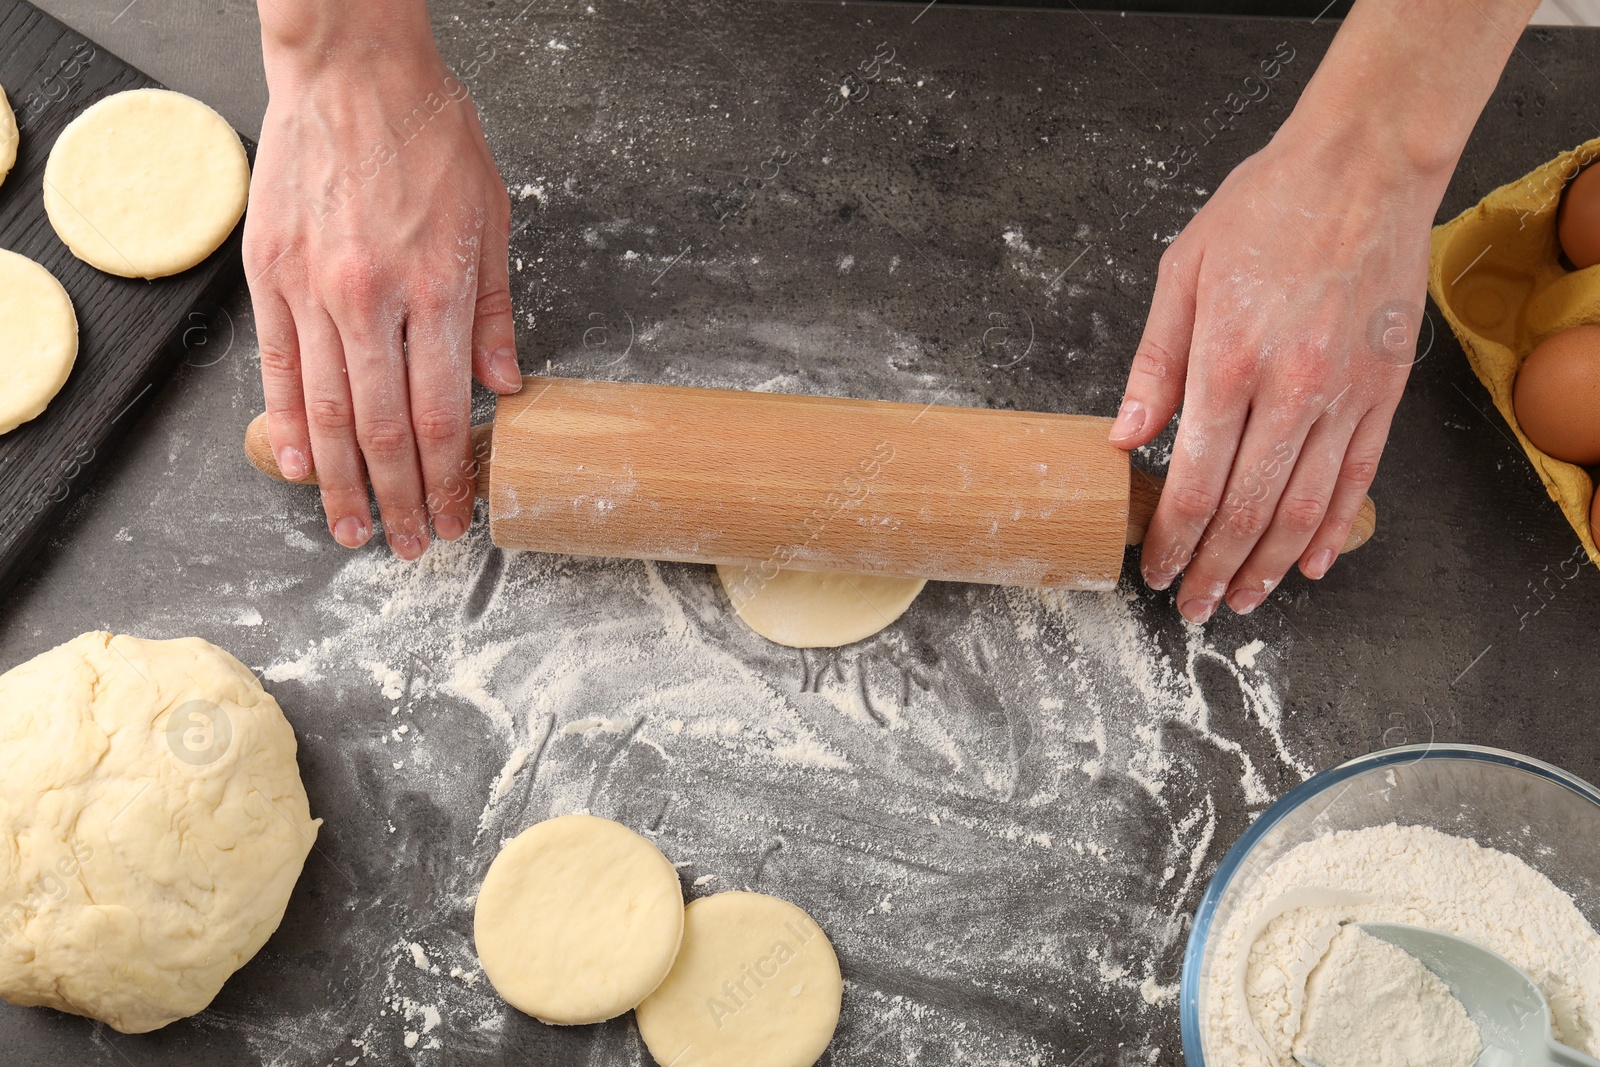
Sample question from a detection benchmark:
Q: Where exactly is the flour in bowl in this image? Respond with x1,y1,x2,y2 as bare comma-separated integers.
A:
1293,925,1479,1067
1202,823,1600,1066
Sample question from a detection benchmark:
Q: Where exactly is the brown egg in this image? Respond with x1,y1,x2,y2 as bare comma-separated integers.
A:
1559,163,1600,270
1514,325,1600,465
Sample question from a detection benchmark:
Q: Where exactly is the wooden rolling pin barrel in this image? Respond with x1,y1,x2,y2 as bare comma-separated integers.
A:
243,377,1376,589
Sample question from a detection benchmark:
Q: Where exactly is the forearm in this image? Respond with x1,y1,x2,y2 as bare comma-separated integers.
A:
256,0,437,83
1278,0,1542,196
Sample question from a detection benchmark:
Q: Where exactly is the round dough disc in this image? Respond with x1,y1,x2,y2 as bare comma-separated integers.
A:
474,814,684,1025
636,891,843,1067
0,84,17,188
0,248,78,436
0,632,320,1034
717,565,926,648
43,88,248,278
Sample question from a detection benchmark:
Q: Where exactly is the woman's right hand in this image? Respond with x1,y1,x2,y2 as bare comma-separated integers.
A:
1110,0,1543,621
1109,126,1436,622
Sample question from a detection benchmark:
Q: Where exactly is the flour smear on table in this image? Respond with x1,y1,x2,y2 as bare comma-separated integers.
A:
204,513,1315,1065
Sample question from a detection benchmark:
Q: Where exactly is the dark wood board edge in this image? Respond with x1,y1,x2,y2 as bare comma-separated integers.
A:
0,0,254,604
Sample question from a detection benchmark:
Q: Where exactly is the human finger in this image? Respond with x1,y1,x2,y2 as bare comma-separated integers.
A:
252,287,313,483
470,194,522,395
405,291,476,542
340,309,430,561
297,306,374,549
1138,324,1255,595
1174,399,1317,623
1299,405,1392,581
1110,245,1199,449
1224,409,1357,614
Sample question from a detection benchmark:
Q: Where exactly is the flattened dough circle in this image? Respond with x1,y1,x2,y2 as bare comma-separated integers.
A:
473,814,684,1025
44,88,248,278
0,632,320,1034
717,565,926,648
0,249,78,436
0,84,17,187
636,891,843,1067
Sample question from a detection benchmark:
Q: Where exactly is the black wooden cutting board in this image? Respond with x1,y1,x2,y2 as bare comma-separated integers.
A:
0,0,250,600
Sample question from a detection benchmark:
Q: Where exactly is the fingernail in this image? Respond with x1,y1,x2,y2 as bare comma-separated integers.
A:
1145,569,1175,592
1305,548,1335,580
333,516,369,548
391,532,429,560
490,347,523,391
435,514,466,541
392,524,432,559
279,446,308,481
1109,399,1146,444
1180,597,1217,625
1229,590,1266,615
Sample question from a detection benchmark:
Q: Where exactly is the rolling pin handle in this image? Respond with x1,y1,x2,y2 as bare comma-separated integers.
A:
1125,466,1377,554
242,412,495,499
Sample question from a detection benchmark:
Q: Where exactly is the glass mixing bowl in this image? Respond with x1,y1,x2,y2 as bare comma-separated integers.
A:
1179,744,1600,1065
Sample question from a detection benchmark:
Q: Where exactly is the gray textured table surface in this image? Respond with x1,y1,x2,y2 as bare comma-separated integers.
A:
3,2,1599,1065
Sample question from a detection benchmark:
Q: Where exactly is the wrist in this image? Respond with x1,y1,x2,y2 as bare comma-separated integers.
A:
1266,0,1541,209
1270,96,1458,211
259,0,438,89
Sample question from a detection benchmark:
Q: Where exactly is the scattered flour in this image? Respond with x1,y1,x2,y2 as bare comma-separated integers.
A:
262,657,317,683
409,943,438,975
559,716,628,736
284,528,319,552
1141,975,1179,1006
367,662,404,701
235,517,1316,1064
1203,824,1600,1066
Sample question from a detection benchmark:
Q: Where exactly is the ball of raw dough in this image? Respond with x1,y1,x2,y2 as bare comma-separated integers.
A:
0,248,77,436
0,632,320,1033
474,814,684,1025
43,88,249,278
0,84,17,188
635,891,842,1067
717,565,926,648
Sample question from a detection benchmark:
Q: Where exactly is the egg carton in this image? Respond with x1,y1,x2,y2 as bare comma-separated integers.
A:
1428,134,1600,568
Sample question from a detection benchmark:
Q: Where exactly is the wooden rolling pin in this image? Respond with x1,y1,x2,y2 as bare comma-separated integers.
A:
244,377,1376,589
